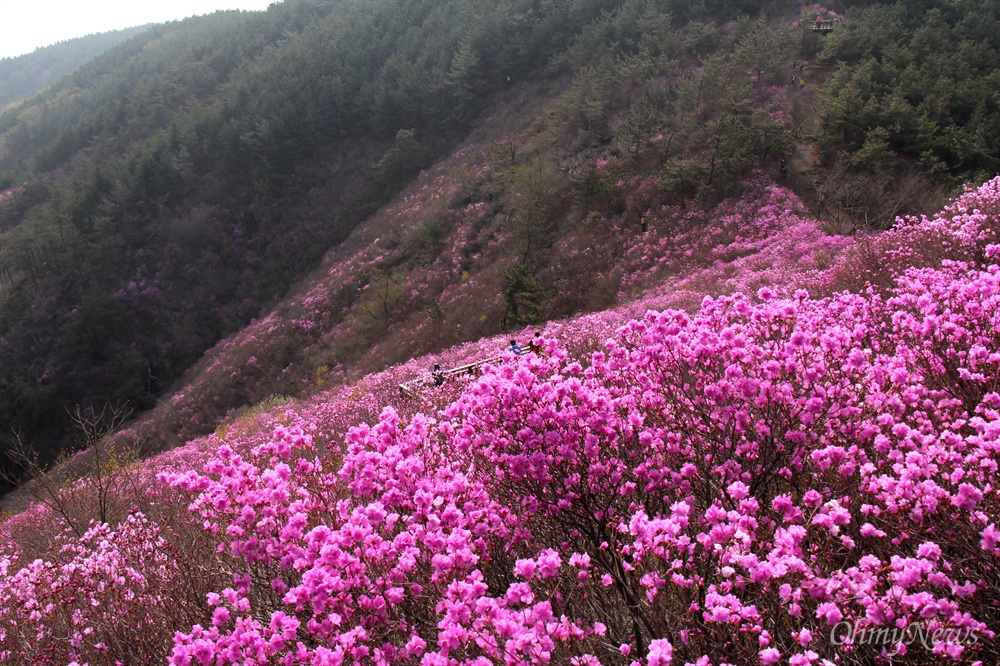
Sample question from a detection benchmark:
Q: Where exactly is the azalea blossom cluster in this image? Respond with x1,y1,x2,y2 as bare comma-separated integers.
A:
161,237,1000,664
612,176,852,304
2,178,1000,664
0,513,207,665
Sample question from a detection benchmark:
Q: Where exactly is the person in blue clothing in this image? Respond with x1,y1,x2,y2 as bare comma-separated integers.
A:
432,362,444,386
509,339,521,355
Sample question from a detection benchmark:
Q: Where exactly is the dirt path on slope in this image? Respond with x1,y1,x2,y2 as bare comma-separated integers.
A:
785,63,827,213
767,1,837,222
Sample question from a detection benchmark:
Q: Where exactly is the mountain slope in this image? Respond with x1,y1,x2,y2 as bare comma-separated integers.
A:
0,0,622,469
2,1,1000,660
2,0,999,493
0,25,153,110
1,0,794,481
1,176,999,664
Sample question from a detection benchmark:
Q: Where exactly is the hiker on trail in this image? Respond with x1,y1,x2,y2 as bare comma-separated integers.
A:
791,73,796,84
799,78,805,91
509,339,522,355
528,331,544,354
641,214,648,233
780,159,788,181
432,363,444,386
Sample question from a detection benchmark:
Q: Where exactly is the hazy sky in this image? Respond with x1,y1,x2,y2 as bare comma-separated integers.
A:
0,0,278,58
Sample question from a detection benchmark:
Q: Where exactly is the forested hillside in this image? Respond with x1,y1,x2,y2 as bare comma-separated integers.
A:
1,0,998,493
813,1,1000,227
0,25,153,109
818,1,1000,180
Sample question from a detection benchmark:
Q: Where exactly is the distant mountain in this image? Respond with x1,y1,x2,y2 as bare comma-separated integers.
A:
0,26,154,108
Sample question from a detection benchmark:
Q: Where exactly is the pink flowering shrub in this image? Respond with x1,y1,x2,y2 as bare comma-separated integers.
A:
3,178,1000,664
0,513,213,664
830,177,1000,293
446,270,1000,663
163,412,610,664
612,175,852,306
161,234,1000,663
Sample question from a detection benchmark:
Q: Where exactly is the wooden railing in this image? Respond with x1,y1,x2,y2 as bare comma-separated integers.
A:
398,354,504,398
